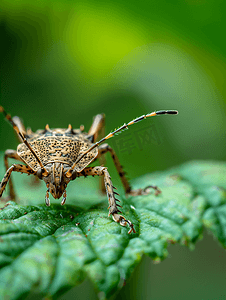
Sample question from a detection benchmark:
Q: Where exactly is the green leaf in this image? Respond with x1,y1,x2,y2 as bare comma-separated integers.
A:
176,161,226,246
0,156,226,299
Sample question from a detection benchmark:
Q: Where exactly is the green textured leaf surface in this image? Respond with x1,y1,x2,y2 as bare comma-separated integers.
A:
176,161,226,246
0,156,226,299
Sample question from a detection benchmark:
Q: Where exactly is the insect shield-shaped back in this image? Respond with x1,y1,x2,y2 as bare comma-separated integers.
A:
17,135,98,173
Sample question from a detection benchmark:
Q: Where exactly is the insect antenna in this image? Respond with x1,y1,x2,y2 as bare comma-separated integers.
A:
66,110,178,177
0,106,49,176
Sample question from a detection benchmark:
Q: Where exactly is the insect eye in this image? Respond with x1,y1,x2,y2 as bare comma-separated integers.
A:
36,168,43,179
37,167,51,179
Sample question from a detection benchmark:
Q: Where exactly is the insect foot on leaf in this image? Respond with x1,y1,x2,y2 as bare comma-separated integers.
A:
112,213,136,234
129,185,162,197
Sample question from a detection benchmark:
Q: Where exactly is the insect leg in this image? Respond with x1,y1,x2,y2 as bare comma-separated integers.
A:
12,116,27,142
4,150,24,200
0,106,27,138
77,166,135,234
97,144,161,196
0,164,35,199
129,185,161,196
88,114,105,142
88,114,106,192
97,143,131,193
0,106,48,176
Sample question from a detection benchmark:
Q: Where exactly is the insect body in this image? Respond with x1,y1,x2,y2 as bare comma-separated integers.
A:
0,106,178,233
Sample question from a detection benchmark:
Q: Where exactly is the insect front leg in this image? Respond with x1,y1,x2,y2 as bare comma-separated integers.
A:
0,164,35,200
97,143,161,196
4,150,24,200
98,143,131,192
77,166,135,234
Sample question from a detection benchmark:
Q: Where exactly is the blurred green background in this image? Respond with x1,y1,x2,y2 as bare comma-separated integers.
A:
0,0,226,299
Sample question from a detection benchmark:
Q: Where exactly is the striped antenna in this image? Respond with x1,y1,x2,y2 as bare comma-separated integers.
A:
66,110,178,177
0,106,49,176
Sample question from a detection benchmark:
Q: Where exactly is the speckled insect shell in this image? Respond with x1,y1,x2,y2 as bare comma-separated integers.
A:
17,128,98,172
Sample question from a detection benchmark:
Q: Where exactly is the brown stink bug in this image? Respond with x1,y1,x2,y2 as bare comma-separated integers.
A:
0,106,178,233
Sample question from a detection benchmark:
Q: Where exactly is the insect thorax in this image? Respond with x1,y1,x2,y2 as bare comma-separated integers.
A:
17,129,98,172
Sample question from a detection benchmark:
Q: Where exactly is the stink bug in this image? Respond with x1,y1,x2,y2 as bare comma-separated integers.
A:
0,106,178,233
